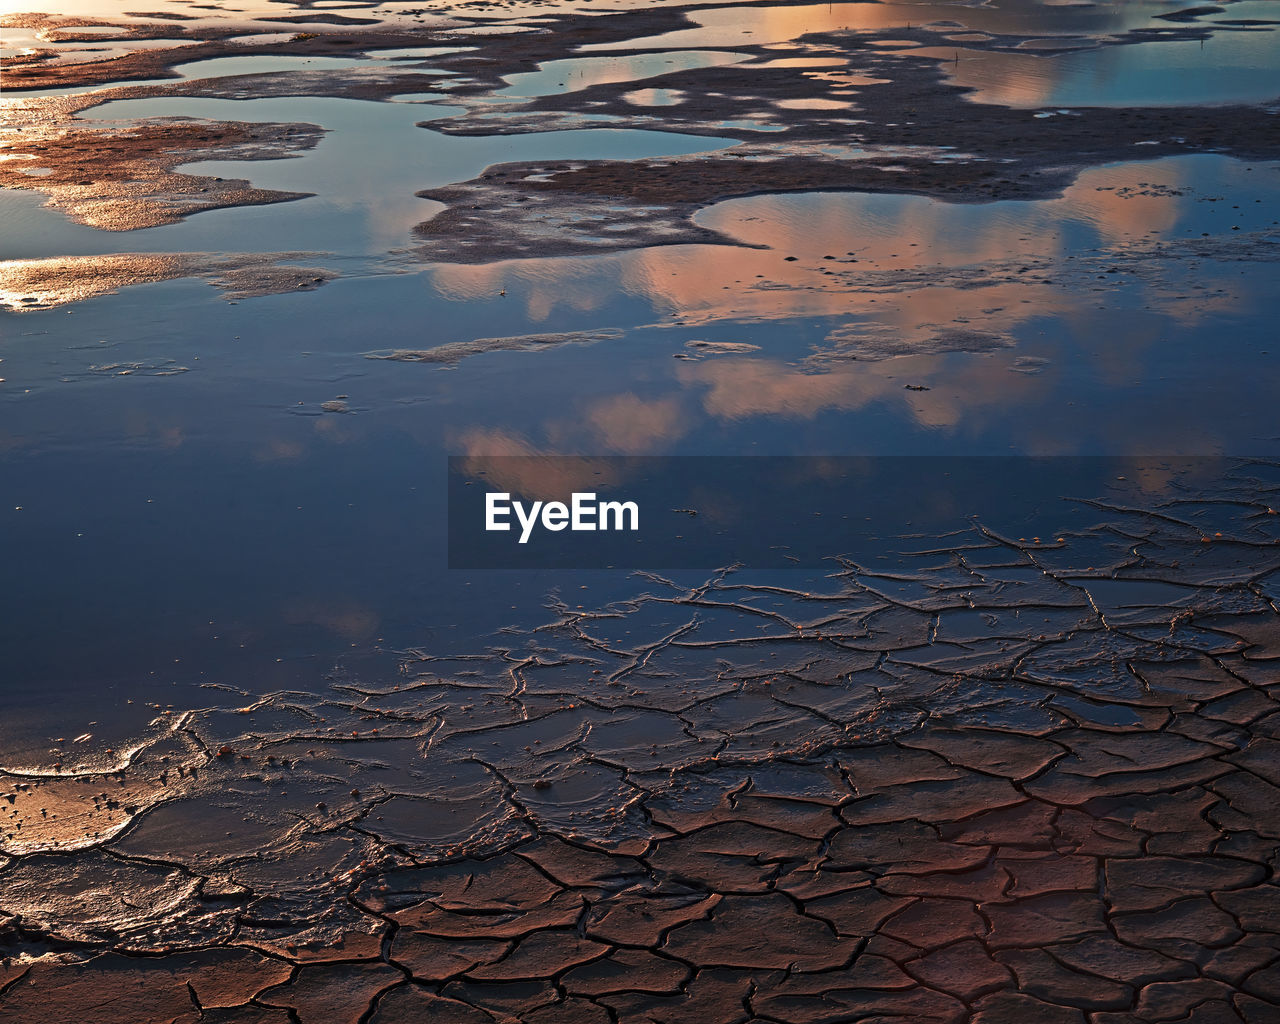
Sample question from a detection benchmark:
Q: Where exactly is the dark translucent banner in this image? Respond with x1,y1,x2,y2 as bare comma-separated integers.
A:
448,456,1277,569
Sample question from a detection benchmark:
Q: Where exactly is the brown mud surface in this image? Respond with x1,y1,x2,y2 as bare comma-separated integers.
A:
3,471,1280,1022
0,93,323,231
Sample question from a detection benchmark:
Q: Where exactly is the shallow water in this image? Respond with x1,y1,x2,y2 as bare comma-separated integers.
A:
582,0,1194,52
928,25,1280,107
586,0,1280,108
2,1,1280,975
3,152,1277,739
1,94,735,258
1,50,463,100
497,50,750,98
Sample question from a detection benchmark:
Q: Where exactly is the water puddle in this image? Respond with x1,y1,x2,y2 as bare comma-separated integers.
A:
775,97,851,110
0,94,734,258
716,117,787,132
577,0,1279,111
365,45,474,60
622,87,685,107
417,153,1280,457
747,56,849,70
496,50,749,99
925,26,1280,108
2,50,459,100
171,53,414,78
582,0,1207,52
2,36,195,63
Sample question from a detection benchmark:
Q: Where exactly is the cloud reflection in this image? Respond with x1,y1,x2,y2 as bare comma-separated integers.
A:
432,156,1270,457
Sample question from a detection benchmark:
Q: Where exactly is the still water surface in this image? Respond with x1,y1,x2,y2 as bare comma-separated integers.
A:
1,0,1278,799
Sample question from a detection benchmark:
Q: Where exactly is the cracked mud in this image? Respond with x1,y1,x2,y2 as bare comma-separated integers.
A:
3,466,1279,1023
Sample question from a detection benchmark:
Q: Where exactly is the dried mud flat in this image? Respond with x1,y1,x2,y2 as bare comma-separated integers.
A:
3,466,1280,1023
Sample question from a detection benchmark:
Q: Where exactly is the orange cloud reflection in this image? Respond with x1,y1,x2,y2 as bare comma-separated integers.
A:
429,158,1220,363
